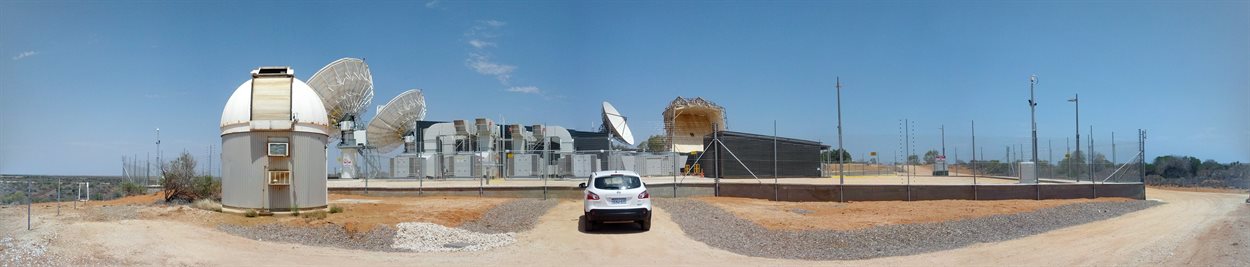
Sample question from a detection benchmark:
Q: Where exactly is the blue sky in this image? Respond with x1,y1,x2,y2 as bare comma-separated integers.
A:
2,0,1247,175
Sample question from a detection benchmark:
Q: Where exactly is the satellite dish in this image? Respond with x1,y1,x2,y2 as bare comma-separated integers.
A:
307,58,374,141
602,101,634,145
366,89,427,153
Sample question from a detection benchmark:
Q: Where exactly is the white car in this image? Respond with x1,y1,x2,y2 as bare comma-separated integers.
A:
579,170,652,231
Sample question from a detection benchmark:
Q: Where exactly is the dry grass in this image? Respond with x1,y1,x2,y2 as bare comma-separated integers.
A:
301,210,327,220
192,199,222,212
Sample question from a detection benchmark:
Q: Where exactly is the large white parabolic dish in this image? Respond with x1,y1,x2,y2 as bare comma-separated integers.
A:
366,89,427,153
602,101,635,145
307,58,374,139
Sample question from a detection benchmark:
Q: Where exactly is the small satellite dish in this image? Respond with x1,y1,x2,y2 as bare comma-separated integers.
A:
366,89,427,153
602,101,634,145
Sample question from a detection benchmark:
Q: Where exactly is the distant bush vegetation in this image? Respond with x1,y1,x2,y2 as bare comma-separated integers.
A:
1144,156,1248,190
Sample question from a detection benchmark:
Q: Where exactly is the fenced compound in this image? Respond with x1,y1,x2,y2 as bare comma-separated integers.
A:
328,128,1149,202
360,150,687,180
329,181,1146,201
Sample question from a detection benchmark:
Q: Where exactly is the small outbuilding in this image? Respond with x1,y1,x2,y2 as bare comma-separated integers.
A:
219,66,330,214
697,131,828,178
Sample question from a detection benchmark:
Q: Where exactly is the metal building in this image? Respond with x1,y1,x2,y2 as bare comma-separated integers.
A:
219,66,330,214
697,131,828,178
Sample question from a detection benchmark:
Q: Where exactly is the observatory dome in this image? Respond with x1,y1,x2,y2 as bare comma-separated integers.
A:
220,78,330,136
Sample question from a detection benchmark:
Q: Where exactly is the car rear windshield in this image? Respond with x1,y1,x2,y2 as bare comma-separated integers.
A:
594,175,642,190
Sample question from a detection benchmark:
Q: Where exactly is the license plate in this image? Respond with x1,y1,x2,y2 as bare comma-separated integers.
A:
610,198,627,204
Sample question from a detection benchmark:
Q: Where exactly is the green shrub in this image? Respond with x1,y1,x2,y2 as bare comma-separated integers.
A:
1,192,25,205
192,176,221,200
120,181,146,196
244,209,258,217
328,205,343,214
290,204,300,216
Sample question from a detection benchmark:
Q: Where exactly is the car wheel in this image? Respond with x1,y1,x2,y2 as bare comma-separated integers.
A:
639,219,651,231
585,220,596,232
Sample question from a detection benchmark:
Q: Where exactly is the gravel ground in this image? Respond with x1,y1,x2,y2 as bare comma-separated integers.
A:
658,198,1162,260
215,198,557,253
1,234,55,266
391,222,516,252
84,205,140,221
461,199,558,234
217,223,402,252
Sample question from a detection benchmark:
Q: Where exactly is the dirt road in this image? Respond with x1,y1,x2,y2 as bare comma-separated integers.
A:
4,188,1244,265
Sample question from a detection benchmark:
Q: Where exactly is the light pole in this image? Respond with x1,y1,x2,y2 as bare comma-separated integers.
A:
940,125,946,176
1029,75,1039,164
836,77,845,186
1067,94,1079,182
155,128,161,178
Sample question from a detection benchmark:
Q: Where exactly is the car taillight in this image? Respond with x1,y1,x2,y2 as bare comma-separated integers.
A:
587,192,600,200
638,190,650,199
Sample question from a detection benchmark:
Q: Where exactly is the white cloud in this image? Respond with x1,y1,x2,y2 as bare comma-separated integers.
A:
464,20,549,98
425,0,440,8
506,86,541,94
468,39,495,48
11,51,37,60
466,53,515,83
481,20,506,28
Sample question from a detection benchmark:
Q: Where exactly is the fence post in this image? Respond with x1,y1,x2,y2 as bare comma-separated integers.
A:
28,181,33,230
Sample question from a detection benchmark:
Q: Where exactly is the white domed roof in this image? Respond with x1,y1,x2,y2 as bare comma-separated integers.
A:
220,78,330,136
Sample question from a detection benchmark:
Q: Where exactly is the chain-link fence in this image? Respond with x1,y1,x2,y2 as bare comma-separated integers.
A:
964,151,1145,184
368,150,688,180
0,177,141,205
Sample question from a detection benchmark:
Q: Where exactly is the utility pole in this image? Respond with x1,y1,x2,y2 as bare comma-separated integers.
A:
1089,125,1095,182
836,77,845,186
156,128,162,176
207,144,214,177
907,119,914,201
940,124,946,176
910,120,916,178
1112,132,1117,164
1139,129,1146,183
1029,75,1039,165
905,119,911,181
971,120,977,183
1067,94,1079,182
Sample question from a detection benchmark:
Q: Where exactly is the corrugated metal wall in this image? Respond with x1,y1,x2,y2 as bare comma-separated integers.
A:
221,131,327,211
698,131,826,178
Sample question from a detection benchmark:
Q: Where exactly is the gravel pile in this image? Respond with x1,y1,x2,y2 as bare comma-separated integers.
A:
461,199,558,234
391,222,517,252
217,223,401,252
658,198,1161,260
0,234,55,266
